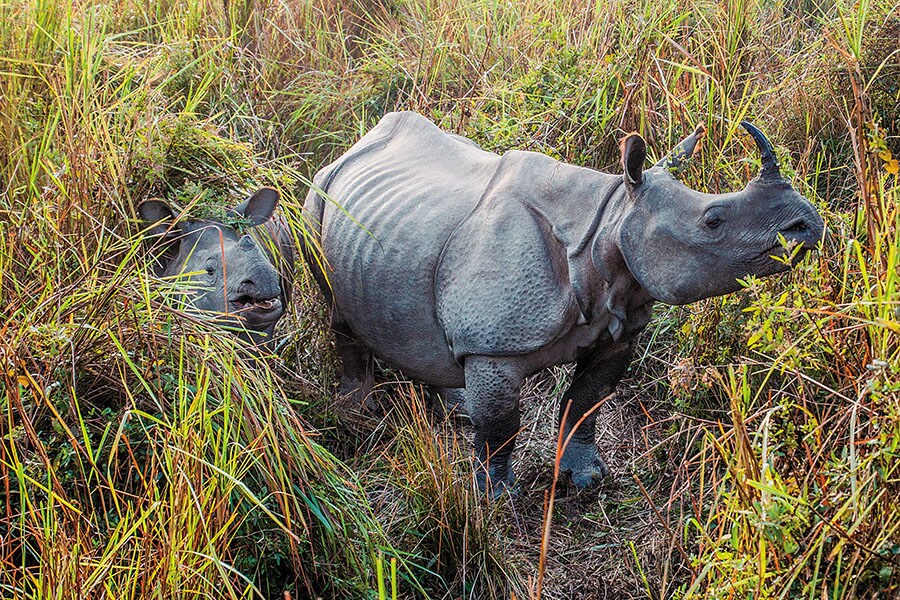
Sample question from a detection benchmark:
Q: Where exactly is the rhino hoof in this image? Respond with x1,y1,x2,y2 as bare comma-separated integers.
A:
559,440,610,489
433,388,472,423
475,466,517,499
338,376,366,397
338,378,379,412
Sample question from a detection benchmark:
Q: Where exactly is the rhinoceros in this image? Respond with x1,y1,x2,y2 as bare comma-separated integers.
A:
303,112,823,493
139,187,295,348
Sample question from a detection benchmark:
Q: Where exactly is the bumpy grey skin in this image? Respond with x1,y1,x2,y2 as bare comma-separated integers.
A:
303,112,824,493
139,188,295,348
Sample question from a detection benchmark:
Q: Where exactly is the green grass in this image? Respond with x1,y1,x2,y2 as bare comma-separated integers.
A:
1,0,899,597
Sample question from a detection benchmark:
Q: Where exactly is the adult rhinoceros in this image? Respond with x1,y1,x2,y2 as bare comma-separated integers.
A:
303,112,823,493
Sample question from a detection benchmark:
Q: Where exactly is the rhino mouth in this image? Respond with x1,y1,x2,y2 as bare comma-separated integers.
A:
229,295,283,326
753,239,812,273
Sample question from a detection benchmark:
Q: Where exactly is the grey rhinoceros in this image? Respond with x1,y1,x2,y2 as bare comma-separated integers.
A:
139,187,295,348
303,112,823,493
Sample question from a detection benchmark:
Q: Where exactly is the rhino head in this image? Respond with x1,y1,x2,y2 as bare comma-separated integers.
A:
616,123,824,305
138,188,291,345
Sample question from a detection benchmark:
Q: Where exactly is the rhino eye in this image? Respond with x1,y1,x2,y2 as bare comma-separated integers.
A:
705,216,723,229
205,257,218,275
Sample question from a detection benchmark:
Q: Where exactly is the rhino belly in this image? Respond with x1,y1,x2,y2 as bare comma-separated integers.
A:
320,163,485,387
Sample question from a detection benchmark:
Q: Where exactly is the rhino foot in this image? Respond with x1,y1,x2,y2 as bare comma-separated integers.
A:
430,387,472,423
559,439,610,489
338,376,379,412
475,465,517,499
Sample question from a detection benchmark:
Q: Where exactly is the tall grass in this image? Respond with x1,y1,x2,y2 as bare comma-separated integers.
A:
1,0,898,597
0,0,389,597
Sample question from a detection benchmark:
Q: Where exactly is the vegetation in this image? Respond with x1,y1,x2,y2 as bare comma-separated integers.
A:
1,0,898,597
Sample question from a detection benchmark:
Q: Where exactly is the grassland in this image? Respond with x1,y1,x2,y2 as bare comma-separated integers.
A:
1,0,898,598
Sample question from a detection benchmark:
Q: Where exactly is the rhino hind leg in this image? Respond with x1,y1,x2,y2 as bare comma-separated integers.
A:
558,341,635,488
429,387,472,423
463,355,524,496
331,319,374,405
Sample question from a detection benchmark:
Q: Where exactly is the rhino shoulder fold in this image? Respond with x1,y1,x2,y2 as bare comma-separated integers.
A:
434,157,583,359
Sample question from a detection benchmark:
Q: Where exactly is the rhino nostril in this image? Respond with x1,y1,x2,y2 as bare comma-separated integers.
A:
783,220,808,233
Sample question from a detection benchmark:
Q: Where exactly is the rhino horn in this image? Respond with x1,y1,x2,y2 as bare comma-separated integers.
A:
654,124,705,173
740,121,783,182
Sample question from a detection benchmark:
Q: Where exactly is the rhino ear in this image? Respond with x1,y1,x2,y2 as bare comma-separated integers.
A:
620,133,646,188
138,199,177,237
230,187,279,227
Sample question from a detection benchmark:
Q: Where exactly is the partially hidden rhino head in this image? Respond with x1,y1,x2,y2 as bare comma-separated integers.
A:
616,123,824,305
138,188,292,345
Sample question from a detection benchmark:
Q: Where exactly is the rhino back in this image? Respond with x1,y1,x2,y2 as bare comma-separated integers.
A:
310,112,501,385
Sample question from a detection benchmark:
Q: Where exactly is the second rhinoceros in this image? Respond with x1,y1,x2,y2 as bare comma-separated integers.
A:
139,188,295,348
303,112,823,492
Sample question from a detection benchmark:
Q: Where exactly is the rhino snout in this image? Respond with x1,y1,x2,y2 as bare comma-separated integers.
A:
779,217,823,248
229,293,283,327
228,266,284,327
776,202,825,255
236,273,278,296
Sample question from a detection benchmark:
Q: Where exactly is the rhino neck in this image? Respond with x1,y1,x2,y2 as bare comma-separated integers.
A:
524,161,657,340
489,151,655,340
588,183,656,342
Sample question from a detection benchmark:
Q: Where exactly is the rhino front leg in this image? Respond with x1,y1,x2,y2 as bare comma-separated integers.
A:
558,341,635,488
463,355,525,495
